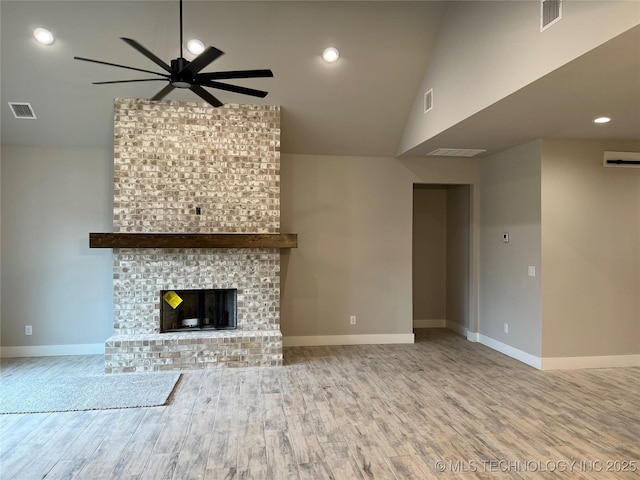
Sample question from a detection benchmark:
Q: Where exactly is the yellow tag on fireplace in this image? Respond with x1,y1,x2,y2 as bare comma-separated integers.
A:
163,291,183,309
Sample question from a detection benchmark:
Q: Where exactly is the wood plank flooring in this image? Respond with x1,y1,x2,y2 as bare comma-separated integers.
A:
1,329,639,479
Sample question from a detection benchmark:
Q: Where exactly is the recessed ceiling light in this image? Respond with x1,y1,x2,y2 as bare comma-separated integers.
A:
593,116,611,124
34,28,54,45
186,39,205,56
322,47,340,63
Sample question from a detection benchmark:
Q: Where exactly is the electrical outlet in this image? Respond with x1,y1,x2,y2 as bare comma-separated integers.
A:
503,323,509,334
25,325,33,336
350,315,357,325
528,266,536,277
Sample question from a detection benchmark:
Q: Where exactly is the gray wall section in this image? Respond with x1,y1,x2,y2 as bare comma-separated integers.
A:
541,139,640,357
1,146,113,347
412,186,447,321
479,140,542,356
446,185,470,329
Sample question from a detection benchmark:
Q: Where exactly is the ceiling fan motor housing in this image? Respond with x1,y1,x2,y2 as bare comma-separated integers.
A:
171,58,193,88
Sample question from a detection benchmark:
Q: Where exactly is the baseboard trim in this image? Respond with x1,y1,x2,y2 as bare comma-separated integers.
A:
477,334,542,369
446,321,468,337
475,335,640,370
0,343,105,358
4,338,634,370
283,334,415,348
413,319,446,328
541,354,640,370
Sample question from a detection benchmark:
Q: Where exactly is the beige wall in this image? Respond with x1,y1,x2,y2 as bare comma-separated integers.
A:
399,1,640,154
1,145,114,348
479,140,542,356
411,184,471,329
446,185,471,329
412,186,447,321
541,139,640,357
6,139,636,362
1,146,480,349
280,154,479,338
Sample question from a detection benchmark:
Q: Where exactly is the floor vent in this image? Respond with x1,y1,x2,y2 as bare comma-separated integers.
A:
8,102,37,119
428,148,487,157
424,89,433,113
540,0,562,32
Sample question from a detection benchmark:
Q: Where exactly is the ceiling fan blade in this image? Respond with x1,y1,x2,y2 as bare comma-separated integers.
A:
93,79,169,85
121,38,172,72
181,46,224,75
151,84,176,101
197,80,269,98
189,85,223,107
196,69,274,80
74,56,170,78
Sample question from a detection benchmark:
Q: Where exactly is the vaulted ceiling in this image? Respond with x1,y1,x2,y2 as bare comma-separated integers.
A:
1,1,639,158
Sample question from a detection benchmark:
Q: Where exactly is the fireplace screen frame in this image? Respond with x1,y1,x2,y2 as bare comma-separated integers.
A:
160,288,237,333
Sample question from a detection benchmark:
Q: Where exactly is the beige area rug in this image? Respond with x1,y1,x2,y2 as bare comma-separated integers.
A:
0,372,182,414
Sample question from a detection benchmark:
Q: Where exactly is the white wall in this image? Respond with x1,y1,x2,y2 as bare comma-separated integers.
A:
399,0,640,155
479,140,542,357
1,146,113,353
541,139,640,358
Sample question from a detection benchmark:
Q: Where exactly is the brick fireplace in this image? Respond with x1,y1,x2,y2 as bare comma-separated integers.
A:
102,99,287,373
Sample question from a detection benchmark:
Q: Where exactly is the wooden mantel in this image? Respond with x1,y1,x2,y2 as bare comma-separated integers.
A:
89,233,297,249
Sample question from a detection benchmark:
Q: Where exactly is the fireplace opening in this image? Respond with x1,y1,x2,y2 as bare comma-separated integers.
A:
160,289,237,332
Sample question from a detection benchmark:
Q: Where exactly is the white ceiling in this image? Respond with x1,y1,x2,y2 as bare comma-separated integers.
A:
1,1,639,158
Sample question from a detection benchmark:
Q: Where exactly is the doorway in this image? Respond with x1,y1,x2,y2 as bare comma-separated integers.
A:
412,184,471,336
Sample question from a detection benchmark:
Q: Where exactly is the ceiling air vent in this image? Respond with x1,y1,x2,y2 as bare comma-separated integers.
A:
428,148,487,157
424,89,433,113
8,102,37,119
540,0,562,32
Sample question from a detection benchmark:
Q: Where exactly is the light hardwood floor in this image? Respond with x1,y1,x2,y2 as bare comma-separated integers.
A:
1,329,639,479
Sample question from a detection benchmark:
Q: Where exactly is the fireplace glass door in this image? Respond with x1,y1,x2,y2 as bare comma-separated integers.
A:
160,289,237,332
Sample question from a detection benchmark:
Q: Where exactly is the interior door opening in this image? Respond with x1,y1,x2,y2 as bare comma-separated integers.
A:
412,184,472,337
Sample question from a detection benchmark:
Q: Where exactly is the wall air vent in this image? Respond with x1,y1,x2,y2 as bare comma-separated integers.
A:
540,0,562,32
8,102,36,119
424,89,433,113
428,148,487,157
603,151,640,169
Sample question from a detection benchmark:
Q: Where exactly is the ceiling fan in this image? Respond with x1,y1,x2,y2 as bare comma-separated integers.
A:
74,0,273,108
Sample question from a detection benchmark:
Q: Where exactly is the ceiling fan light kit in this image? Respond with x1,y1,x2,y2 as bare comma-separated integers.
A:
74,0,273,108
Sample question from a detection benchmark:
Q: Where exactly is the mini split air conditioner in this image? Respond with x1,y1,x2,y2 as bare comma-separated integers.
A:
603,151,640,169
